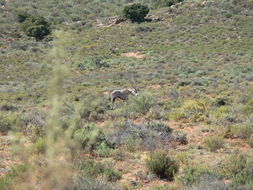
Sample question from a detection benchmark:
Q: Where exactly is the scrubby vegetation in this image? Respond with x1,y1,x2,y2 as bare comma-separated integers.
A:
123,3,149,23
146,151,179,180
1,0,253,189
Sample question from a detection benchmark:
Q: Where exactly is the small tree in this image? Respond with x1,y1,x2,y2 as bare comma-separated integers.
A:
25,25,51,40
21,14,50,40
123,3,149,23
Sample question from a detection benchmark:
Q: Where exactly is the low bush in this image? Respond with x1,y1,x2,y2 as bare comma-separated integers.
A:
172,131,188,145
213,96,230,107
146,151,179,180
231,123,253,139
77,160,122,182
78,95,110,121
247,136,253,148
71,174,117,190
188,173,228,190
220,153,253,186
203,136,224,152
123,3,149,23
0,164,29,190
21,111,46,141
175,151,191,165
108,122,173,151
33,137,46,153
179,166,212,186
210,106,231,119
127,93,154,115
73,123,115,156
0,113,20,134
243,98,253,115
169,99,210,123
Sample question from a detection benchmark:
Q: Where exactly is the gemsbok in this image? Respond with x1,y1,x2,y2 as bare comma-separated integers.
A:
109,88,138,103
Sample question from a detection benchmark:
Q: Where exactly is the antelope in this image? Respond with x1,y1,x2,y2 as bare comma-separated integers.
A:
109,88,139,103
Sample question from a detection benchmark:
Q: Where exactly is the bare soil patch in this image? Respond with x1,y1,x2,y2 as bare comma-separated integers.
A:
121,52,146,59
0,134,20,177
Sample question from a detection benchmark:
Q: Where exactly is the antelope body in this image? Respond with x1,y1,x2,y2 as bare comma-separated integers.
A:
109,88,138,103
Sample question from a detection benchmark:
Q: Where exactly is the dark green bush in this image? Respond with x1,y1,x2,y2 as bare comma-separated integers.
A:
20,14,50,40
123,3,149,23
25,25,50,40
213,96,230,107
146,151,179,180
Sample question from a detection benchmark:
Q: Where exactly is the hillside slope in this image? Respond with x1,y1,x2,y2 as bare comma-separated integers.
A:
0,0,253,189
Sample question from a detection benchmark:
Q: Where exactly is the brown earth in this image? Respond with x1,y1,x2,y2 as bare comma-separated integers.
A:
121,52,146,59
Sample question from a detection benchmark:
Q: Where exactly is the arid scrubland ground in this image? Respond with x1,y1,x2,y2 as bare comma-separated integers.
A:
0,0,253,189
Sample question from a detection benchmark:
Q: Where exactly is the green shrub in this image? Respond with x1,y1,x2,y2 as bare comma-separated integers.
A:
247,136,253,148
0,164,29,190
231,123,253,139
103,168,122,182
71,174,115,190
124,135,141,152
79,95,110,121
203,135,224,152
179,166,211,186
0,113,20,134
127,93,154,115
73,123,115,155
146,151,179,180
169,99,209,122
175,151,191,165
77,160,122,182
25,25,51,40
33,137,46,153
243,98,253,115
109,122,173,151
213,96,230,107
220,153,250,177
173,131,188,145
123,3,149,23
187,173,228,190
21,14,50,40
211,106,231,118
220,153,253,186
